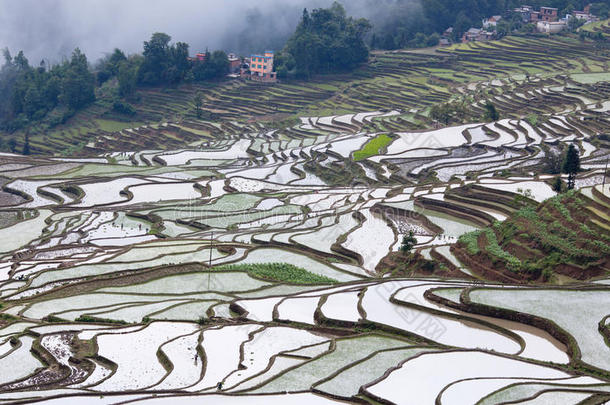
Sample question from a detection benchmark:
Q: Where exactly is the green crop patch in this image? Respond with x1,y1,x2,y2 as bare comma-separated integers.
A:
454,191,610,282
353,134,393,161
217,263,338,285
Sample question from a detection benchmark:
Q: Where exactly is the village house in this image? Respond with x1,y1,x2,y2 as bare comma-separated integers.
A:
483,15,502,28
462,28,481,42
240,57,251,77
462,27,495,43
188,52,207,63
248,51,277,83
227,53,241,74
517,3,600,33
538,7,559,22
514,5,558,23
571,4,598,23
537,20,567,33
440,27,453,46
514,5,534,22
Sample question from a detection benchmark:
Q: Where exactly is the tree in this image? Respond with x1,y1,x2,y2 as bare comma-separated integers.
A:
193,91,203,119
453,12,473,42
117,60,139,98
590,2,609,19
97,48,127,84
400,231,417,255
61,48,95,110
278,2,371,78
552,176,563,192
209,51,229,78
426,33,440,47
168,42,190,83
513,188,534,206
8,137,16,153
484,101,499,121
274,52,295,78
23,85,42,118
430,103,450,125
192,51,228,82
138,32,172,85
568,16,585,32
430,101,470,126
542,146,563,174
13,51,29,71
562,143,580,190
22,133,30,155
42,75,61,109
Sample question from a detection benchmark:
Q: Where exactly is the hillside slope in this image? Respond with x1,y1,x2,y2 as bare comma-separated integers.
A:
453,186,610,283
3,34,609,156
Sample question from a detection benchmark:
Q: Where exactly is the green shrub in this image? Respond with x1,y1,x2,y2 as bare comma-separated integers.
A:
422,261,435,271
459,230,481,255
43,315,66,323
526,113,538,126
112,100,137,116
483,229,521,272
552,176,563,192
0,313,16,322
75,315,128,325
542,267,553,282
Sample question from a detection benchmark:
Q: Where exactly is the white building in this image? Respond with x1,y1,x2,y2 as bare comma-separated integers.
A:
537,20,567,33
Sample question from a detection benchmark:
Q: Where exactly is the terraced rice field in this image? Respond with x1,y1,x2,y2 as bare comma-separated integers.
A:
0,34,609,404
8,34,609,158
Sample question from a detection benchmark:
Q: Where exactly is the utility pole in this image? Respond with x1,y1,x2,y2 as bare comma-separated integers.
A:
208,231,213,291
602,156,610,194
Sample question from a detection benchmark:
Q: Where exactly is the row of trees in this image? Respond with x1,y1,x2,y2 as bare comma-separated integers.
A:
0,48,95,131
274,3,371,78
97,34,229,98
0,34,230,132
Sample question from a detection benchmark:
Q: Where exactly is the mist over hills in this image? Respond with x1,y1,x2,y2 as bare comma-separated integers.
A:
0,0,398,62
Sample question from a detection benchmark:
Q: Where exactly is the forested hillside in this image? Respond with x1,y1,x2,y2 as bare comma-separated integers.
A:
369,0,610,48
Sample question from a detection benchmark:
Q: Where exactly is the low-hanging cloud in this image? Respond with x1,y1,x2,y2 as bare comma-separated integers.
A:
0,0,317,63
0,0,422,64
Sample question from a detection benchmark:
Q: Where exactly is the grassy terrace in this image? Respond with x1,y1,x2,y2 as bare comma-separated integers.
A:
580,18,610,37
353,134,393,161
5,34,608,156
455,191,610,283
0,44,609,399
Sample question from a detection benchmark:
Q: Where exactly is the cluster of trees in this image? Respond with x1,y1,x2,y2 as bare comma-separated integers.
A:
274,3,371,78
192,51,231,82
0,48,95,132
137,33,191,86
540,142,581,191
0,33,230,132
368,0,610,49
98,34,229,97
429,99,499,126
430,101,471,125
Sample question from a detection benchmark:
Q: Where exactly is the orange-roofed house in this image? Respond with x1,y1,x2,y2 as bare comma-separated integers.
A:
249,51,277,83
